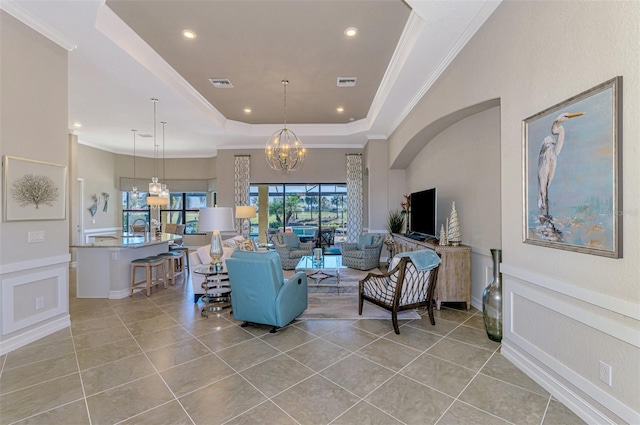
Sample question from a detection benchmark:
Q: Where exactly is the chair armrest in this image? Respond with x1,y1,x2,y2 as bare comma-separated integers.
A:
342,242,358,251
276,272,308,320
299,241,315,250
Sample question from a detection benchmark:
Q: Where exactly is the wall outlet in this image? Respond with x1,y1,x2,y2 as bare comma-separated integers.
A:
598,360,612,386
35,296,45,310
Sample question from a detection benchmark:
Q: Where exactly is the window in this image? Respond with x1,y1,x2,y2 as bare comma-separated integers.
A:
122,192,207,234
249,183,347,240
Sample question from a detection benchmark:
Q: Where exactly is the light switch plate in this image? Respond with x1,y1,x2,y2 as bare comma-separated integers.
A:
28,231,45,243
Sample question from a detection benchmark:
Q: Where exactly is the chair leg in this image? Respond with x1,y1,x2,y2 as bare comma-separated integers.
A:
391,310,400,334
145,264,152,296
270,326,277,333
358,295,364,315
427,298,436,325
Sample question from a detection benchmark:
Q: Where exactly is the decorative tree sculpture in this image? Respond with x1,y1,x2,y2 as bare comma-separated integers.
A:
439,224,448,246
447,201,461,246
11,174,59,209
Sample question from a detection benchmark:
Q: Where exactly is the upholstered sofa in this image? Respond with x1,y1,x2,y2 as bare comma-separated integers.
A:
341,233,385,270
188,235,256,302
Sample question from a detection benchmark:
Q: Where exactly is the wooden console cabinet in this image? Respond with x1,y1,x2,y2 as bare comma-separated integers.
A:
392,234,471,309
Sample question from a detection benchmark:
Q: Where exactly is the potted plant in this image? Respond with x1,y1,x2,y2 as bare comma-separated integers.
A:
387,209,404,234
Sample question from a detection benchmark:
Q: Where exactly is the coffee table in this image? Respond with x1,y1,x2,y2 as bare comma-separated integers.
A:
295,255,347,285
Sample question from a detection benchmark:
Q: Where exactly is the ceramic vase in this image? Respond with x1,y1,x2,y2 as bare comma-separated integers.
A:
482,248,502,342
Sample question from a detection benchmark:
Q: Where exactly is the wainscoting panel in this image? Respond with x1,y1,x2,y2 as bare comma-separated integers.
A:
0,255,70,355
501,263,640,425
2,264,68,335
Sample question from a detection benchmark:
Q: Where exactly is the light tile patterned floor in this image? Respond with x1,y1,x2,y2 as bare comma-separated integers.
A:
0,270,586,424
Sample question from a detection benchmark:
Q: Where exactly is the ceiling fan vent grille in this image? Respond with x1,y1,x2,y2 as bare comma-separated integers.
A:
209,78,234,88
337,77,357,87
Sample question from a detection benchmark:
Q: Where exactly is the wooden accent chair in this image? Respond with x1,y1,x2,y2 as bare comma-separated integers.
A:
359,251,441,334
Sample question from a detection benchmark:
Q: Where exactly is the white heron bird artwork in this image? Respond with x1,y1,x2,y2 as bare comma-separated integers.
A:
537,112,584,222
524,77,620,256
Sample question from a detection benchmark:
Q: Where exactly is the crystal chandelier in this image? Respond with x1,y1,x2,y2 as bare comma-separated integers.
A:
131,129,139,200
265,80,305,172
148,98,162,196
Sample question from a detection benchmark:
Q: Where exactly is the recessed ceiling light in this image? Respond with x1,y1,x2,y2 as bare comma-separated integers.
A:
72,122,82,128
336,107,344,113
243,108,252,113
182,29,197,40
344,27,358,37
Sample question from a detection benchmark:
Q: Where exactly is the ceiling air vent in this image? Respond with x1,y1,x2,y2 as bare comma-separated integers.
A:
337,77,357,87
138,133,153,138
209,78,234,88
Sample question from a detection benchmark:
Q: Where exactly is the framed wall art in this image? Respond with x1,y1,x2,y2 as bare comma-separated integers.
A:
2,156,67,221
522,76,622,258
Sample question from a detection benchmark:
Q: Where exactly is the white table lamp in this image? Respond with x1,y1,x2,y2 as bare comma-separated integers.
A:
235,205,257,239
198,207,235,267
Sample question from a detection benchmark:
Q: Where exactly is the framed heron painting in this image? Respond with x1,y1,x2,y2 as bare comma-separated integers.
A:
522,76,622,258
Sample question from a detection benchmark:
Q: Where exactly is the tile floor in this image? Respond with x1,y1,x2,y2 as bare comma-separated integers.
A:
0,270,586,424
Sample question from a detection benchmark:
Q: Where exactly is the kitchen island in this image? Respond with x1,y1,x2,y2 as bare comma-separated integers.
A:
71,233,179,299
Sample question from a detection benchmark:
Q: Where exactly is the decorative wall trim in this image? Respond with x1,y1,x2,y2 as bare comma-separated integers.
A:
0,315,70,356
0,254,70,275
1,265,68,335
0,0,77,51
501,343,620,425
501,262,639,321
503,276,640,424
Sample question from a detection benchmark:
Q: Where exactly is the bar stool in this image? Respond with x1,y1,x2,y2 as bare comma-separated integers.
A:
158,251,185,284
170,246,190,272
130,256,167,296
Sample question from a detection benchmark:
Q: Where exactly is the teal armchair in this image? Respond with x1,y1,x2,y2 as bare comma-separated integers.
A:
225,250,308,332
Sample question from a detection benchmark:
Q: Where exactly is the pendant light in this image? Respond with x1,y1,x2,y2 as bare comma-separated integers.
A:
148,98,161,196
146,97,168,208
265,80,305,172
131,129,139,200
159,121,170,201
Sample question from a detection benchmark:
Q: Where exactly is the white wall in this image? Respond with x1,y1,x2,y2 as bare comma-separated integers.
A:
0,11,70,353
390,2,639,423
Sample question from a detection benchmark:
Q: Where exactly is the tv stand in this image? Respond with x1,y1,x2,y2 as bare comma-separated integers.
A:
403,232,426,241
392,233,471,309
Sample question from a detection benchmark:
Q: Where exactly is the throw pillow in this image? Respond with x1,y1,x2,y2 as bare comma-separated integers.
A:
282,233,300,249
357,234,373,250
236,239,255,251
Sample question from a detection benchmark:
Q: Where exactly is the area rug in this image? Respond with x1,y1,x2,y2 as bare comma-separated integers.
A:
299,293,421,320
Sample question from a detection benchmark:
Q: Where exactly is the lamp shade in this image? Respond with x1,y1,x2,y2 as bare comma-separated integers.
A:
235,205,256,219
198,207,235,232
146,195,168,207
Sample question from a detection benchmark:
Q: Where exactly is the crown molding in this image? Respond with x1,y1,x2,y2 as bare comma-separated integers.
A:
365,11,425,130
388,0,502,135
94,3,227,129
0,0,77,51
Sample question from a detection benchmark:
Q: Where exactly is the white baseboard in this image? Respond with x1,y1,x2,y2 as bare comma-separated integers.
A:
0,315,70,356
501,342,632,425
109,288,132,299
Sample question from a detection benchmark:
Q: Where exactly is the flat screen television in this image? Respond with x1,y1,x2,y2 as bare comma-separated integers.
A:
409,188,437,237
